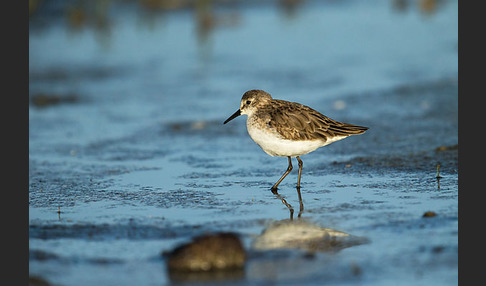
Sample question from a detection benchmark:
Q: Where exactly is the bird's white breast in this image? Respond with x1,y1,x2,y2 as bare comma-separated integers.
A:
246,120,329,157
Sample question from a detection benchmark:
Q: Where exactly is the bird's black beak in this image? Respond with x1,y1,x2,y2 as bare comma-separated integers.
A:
223,109,241,124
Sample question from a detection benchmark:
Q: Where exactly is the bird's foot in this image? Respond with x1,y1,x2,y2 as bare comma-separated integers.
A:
271,187,279,194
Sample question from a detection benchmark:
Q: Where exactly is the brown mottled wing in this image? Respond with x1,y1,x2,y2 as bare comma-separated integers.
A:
266,100,368,141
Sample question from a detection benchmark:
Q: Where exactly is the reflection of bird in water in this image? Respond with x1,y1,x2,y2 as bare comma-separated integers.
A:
224,89,368,196
273,188,304,220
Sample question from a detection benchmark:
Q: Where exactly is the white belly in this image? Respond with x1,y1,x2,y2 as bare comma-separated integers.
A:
247,124,329,157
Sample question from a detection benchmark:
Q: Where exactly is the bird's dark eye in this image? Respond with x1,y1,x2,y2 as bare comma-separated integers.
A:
246,100,251,105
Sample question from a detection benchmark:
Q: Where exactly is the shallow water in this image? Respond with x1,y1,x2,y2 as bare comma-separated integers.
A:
29,0,458,285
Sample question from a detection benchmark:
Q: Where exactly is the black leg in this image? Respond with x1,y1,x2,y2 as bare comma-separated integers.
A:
296,156,303,189
271,156,293,193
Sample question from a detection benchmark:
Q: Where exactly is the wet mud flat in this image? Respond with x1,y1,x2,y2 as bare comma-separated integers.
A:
29,1,457,285
29,78,457,286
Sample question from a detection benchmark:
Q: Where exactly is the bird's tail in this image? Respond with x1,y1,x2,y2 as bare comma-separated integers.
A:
329,122,369,136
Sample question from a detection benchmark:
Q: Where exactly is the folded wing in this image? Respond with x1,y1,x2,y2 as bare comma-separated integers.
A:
267,100,368,142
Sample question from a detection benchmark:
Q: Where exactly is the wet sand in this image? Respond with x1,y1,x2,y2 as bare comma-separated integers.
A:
29,1,457,285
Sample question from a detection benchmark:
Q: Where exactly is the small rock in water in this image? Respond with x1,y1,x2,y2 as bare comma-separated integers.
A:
166,232,246,272
423,211,437,217
252,219,369,253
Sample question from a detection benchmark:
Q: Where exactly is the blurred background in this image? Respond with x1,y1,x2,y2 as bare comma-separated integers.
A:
29,0,458,285
29,0,457,117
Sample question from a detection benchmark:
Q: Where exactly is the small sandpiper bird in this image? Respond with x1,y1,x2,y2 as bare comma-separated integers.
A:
224,89,368,193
